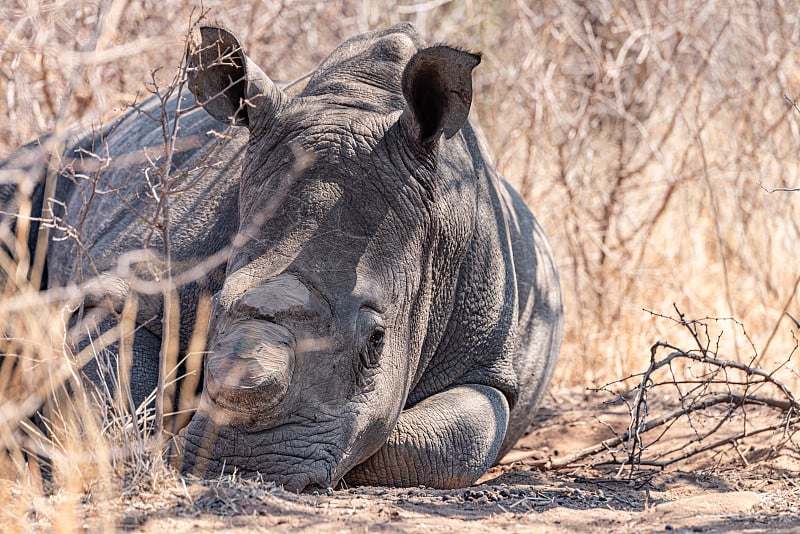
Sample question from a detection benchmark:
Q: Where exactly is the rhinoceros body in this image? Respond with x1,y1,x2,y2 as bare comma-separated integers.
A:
4,24,562,490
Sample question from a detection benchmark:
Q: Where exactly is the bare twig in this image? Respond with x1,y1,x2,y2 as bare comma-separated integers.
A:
505,392,798,469
506,310,799,473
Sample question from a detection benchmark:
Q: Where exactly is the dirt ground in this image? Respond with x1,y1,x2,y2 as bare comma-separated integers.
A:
43,389,790,533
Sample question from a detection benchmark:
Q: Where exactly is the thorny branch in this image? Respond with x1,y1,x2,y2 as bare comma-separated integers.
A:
505,307,800,473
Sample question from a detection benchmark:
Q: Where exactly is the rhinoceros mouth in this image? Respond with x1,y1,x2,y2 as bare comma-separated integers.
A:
170,412,345,492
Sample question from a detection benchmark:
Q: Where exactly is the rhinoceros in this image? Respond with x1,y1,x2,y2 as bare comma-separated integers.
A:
1,23,562,491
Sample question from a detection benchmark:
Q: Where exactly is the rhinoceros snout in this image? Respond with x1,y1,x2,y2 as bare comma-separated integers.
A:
205,320,295,416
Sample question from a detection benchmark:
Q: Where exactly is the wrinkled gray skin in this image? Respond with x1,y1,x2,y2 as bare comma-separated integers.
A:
2,24,562,491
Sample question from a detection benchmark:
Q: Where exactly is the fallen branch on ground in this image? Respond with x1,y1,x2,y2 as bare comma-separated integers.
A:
503,306,800,473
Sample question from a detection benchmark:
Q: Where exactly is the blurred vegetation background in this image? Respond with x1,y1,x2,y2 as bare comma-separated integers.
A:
2,0,800,392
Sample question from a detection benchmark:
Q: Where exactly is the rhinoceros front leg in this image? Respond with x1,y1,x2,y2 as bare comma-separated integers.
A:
344,384,509,489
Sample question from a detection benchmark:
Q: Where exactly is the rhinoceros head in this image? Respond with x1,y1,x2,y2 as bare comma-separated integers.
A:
172,25,481,491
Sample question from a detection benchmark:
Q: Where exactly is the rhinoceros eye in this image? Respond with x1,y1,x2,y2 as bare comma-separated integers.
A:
358,310,385,370
368,328,384,352
361,326,385,369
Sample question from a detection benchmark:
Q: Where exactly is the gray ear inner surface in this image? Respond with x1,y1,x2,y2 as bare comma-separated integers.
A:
401,46,481,143
187,26,285,128
187,27,249,126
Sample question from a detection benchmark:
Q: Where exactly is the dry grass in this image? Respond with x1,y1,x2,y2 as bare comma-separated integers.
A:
1,0,800,530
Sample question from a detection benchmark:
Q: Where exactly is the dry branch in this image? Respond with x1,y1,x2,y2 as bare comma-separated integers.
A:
504,308,800,474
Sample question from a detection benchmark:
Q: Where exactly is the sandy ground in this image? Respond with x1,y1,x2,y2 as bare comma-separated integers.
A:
7,390,799,533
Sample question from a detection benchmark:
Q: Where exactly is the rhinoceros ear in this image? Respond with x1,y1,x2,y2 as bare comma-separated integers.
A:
187,26,284,128
401,46,481,144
